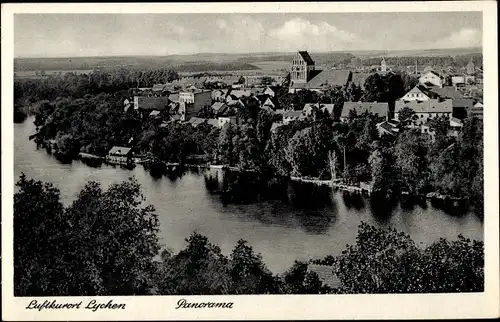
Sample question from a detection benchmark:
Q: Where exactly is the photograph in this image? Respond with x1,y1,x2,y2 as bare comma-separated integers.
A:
2,2,499,321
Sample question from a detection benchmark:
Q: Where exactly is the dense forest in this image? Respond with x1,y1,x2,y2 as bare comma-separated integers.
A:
14,175,484,296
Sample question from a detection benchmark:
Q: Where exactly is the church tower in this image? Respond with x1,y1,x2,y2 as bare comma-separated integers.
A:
380,57,387,72
467,58,475,75
291,51,315,83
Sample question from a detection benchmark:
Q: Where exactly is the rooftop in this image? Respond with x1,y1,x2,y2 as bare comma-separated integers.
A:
341,102,389,118
283,110,304,118
108,146,132,156
290,69,352,89
307,264,341,289
134,96,169,111
395,99,453,114
298,51,315,65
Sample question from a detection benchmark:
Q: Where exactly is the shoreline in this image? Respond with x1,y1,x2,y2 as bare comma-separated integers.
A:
37,135,467,203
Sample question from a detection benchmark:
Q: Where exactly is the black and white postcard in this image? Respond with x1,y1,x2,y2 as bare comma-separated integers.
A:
2,2,499,320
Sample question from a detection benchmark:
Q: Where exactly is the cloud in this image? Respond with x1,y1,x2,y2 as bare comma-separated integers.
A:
212,17,359,53
435,27,482,48
268,18,359,51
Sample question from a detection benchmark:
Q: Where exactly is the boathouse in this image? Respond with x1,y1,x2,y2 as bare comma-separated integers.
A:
106,146,133,164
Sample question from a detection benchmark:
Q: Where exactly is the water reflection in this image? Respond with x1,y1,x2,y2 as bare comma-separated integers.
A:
369,196,398,224
286,181,333,209
296,209,336,234
341,191,366,211
14,118,485,273
429,198,470,218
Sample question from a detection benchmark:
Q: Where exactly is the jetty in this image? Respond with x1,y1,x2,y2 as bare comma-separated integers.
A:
78,152,103,160
290,176,372,194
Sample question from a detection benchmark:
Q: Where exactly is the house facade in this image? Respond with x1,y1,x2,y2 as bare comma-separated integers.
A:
289,50,352,93
419,71,444,88
106,146,133,164
218,116,238,128
133,96,170,111
340,102,389,122
179,90,212,121
282,110,306,125
400,85,431,101
291,51,315,84
471,102,483,119
394,99,453,125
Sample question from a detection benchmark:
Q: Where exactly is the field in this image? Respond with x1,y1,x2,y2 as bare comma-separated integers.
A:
250,61,291,71
14,47,481,76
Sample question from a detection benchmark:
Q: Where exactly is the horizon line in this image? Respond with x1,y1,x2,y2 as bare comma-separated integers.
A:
14,46,483,60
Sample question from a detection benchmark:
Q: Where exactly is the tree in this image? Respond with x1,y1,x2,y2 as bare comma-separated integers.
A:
155,232,232,295
14,176,161,296
397,107,417,128
14,174,67,296
394,129,430,194
363,73,388,102
229,240,279,294
261,76,274,86
333,222,484,293
368,149,398,198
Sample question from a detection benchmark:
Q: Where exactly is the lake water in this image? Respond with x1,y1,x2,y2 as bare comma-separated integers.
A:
14,117,484,273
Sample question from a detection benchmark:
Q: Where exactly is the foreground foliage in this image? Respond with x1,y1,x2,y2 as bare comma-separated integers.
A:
14,176,484,296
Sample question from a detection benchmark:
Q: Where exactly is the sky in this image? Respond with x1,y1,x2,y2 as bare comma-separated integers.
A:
14,12,482,58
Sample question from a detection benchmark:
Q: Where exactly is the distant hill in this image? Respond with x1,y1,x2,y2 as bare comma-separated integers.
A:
14,47,482,72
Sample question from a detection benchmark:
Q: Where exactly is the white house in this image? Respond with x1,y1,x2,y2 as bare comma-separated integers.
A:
395,99,453,125
264,86,276,97
419,71,444,88
400,85,431,101
218,116,238,128
282,110,306,125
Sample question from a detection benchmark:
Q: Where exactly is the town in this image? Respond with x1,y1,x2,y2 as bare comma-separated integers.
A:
11,10,486,300
109,51,483,178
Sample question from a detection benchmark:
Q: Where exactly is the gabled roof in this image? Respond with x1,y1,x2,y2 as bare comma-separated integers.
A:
290,70,352,89
152,84,172,92
402,85,430,97
377,121,398,135
427,86,464,99
188,117,207,127
283,110,304,118
341,102,389,118
304,103,335,115
452,98,474,109
230,90,251,98
149,110,161,117
395,99,453,114
211,102,228,111
135,96,169,110
351,72,372,86
108,146,132,156
421,70,441,77
307,264,341,289
298,51,315,65
206,118,218,127
450,117,463,126
250,87,265,95
168,93,179,103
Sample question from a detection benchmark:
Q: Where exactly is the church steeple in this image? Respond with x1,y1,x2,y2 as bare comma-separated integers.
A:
291,50,315,83
381,57,387,72
467,57,475,75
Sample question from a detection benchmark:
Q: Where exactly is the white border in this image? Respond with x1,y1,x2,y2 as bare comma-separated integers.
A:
2,2,499,320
